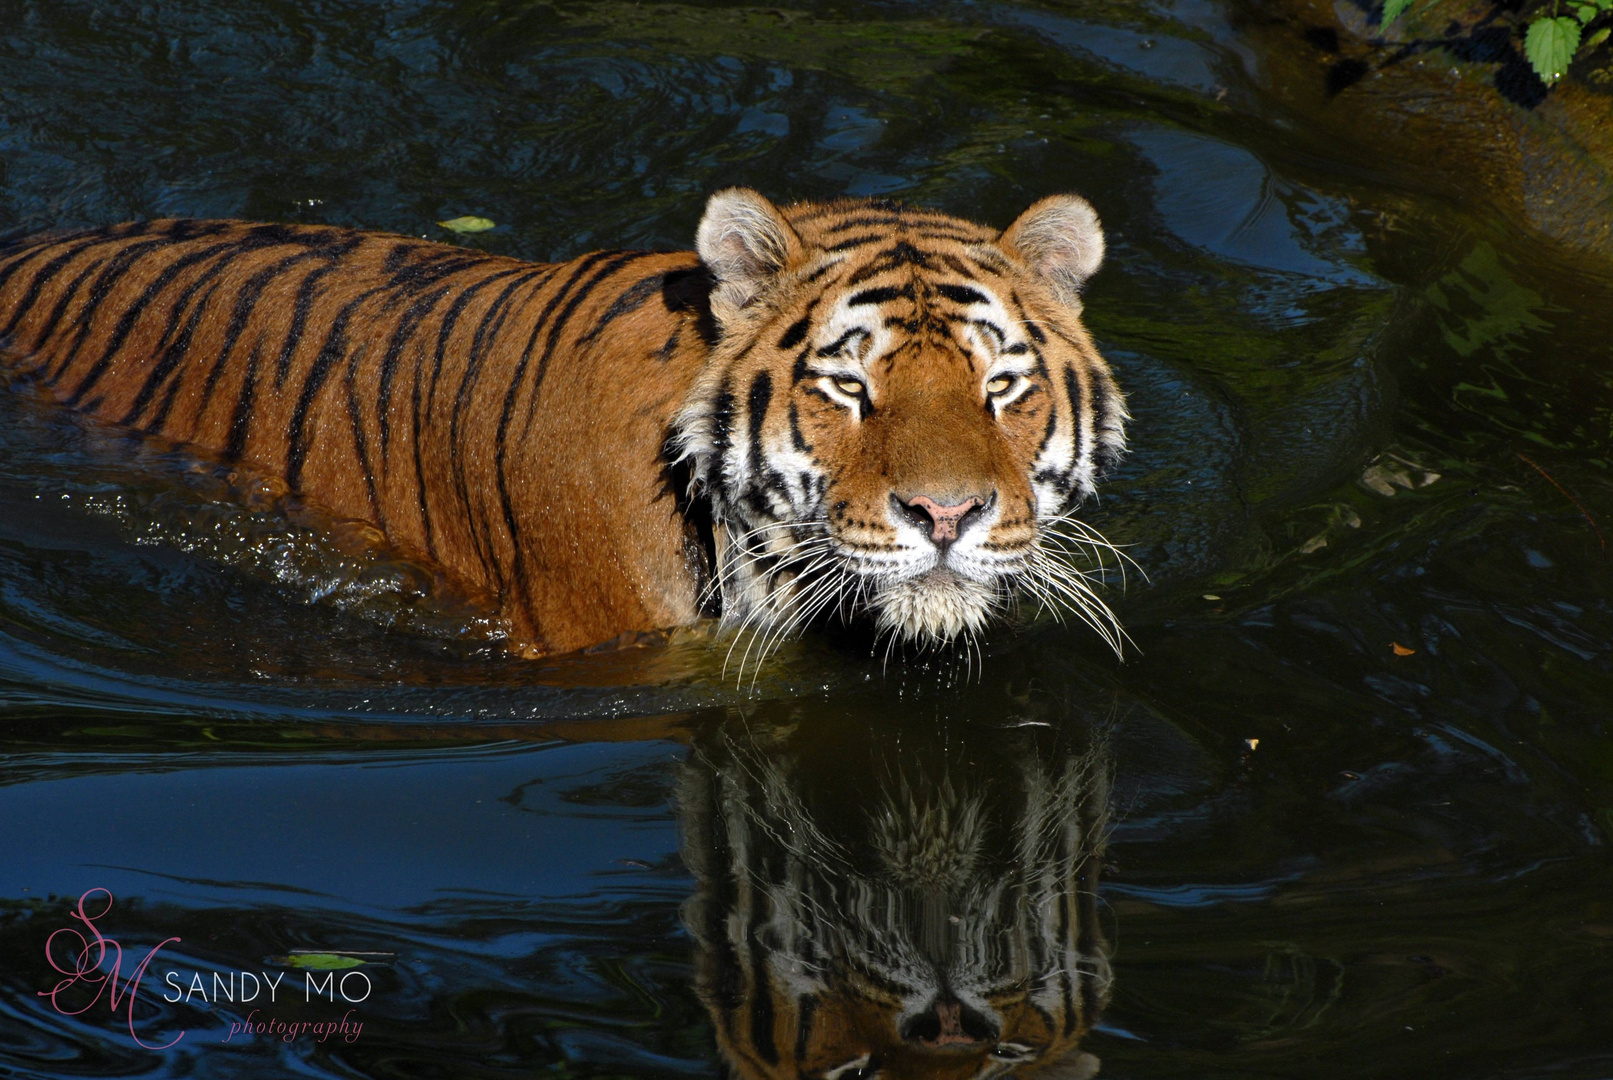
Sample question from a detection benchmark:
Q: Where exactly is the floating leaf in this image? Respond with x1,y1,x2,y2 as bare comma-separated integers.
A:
1391,642,1416,656
269,953,367,970
1525,16,1581,85
1586,26,1612,50
1380,0,1416,27
437,215,496,234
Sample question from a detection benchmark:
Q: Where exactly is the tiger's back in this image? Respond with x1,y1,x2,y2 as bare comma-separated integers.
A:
0,220,714,655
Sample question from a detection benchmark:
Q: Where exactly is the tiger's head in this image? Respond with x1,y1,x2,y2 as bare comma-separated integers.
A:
674,189,1127,654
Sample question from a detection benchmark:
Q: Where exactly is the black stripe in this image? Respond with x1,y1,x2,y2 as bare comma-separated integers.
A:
815,328,864,358
938,253,980,279
29,259,108,366
1075,856,1105,1030
915,228,983,242
0,234,121,344
58,236,187,404
410,363,436,560
123,278,228,428
935,283,989,305
0,228,107,298
344,341,386,528
655,327,681,363
120,240,273,425
825,232,887,252
874,241,932,270
486,251,627,622
577,270,664,344
777,314,810,350
823,214,905,233
221,340,262,462
75,241,243,414
747,938,778,1065
383,242,420,275
743,487,775,521
452,269,553,447
425,267,531,415
450,268,552,571
123,228,320,417
273,256,356,390
793,995,816,1062
1035,371,1062,462
386,251,487,292
970,318,1006,348
1056,876,1077,1034
195,248,335,409
844,245,936,287
1090,370,1123,473
746,370,772,477
287,288,388,487
801,261,840,284
973,250,1012,275
847,284,911,307
518,251,654,435
709,380,736,463
787,400,811,453
376,284,455,462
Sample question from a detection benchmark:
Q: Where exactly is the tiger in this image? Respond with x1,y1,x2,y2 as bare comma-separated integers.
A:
0,189,1127,659
679,711,1113,1079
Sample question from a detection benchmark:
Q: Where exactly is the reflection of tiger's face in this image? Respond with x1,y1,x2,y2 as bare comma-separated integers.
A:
680,727,1111,1080
676,191,1127,651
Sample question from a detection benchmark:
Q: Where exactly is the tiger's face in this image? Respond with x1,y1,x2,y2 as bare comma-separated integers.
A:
675,190,1126,652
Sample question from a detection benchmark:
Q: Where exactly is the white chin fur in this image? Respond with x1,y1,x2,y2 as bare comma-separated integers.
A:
871,571,998,644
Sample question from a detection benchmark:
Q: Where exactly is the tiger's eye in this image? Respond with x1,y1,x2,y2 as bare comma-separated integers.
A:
985,376,1012,394
834,378,865,397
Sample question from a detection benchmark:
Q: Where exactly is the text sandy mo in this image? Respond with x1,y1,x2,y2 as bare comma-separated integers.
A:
163,969,373,1004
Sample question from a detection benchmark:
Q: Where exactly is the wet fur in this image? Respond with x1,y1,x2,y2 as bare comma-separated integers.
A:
0,193,1125,657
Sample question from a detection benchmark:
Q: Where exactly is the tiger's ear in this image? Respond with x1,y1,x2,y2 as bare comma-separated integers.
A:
998,194,1105,306
696,188,803,324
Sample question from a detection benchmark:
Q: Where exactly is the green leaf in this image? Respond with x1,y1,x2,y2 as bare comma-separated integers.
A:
1587,26,1612,49
437,215,496,234
1380,0,1415,26
1526,16,1582,84
269,952,367,970
1576,4,1600,24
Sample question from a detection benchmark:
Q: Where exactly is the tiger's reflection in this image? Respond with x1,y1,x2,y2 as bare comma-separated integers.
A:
679,712,1111,1080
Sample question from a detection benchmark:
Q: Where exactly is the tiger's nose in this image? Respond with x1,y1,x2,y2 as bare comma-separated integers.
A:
896,494,987,546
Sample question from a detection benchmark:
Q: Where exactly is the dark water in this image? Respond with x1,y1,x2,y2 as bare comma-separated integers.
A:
3,1,1613,1077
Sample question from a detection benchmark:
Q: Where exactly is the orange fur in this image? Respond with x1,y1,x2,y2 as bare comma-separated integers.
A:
0,191,1125,657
